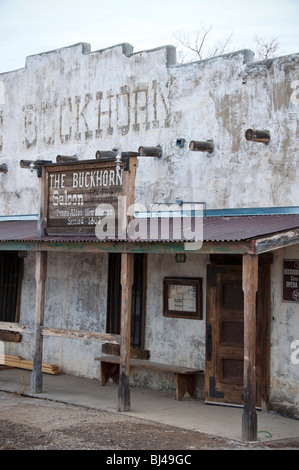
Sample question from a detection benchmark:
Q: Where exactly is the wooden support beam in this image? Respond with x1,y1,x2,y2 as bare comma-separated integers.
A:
95,150,118,160
242,253,258,441
118,253,134,411
0,322,34,334
0,322,120,344
19,159,34,169
138,146,162,157
30,251,47,394
254,228,299,254
189,140,214,153
56,155,78,163
245,129,270,144
38,166,45,237
0,330,22,342
41,327,120,344
0,240,255,254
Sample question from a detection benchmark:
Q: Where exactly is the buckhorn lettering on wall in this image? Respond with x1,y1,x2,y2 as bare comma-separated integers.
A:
0,81,170,152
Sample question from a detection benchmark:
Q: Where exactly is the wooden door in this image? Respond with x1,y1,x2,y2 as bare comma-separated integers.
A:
205,263,269,407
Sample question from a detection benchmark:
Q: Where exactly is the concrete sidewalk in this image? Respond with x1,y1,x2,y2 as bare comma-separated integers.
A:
0,369,298,443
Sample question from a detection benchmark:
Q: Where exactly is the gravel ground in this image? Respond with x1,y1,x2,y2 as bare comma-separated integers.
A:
0,392,298,451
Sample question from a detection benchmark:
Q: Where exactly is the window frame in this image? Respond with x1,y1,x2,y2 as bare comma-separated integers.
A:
0,251,23,323
163,277,203,320
106,253,147,351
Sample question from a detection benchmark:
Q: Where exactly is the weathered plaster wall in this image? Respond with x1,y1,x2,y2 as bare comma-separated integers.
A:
145,253,207,368
130,253,208,396
269,245,299,418
5,250,208,389
4,251,109,378
0,43,298,215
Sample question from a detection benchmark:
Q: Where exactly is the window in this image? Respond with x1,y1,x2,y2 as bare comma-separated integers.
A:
0,251,23,322
106,253,146,349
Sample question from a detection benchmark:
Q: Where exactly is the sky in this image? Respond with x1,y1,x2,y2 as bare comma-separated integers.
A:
0,0,298,74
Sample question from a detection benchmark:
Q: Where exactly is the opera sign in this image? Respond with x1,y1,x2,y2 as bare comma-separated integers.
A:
283,259,299,302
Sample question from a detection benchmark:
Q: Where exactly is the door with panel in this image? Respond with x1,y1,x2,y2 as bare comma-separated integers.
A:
205,263,269,407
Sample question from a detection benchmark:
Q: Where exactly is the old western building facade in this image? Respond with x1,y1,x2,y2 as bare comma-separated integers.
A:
0,42,298,440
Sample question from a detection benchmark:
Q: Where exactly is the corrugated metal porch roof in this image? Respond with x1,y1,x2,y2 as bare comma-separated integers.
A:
202,214,299,241
0,214,299,243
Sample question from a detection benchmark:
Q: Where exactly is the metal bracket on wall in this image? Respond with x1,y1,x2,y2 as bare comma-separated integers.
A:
209,376,225,398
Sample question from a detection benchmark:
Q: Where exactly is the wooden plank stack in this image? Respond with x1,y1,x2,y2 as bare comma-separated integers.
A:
0,354,61,375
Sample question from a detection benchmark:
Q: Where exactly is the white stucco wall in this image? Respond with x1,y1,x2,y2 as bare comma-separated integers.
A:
132,253,208,396
5,250,208,396
269,246,299,418
144,253,208,369
11,251,109,378
0,42,298,214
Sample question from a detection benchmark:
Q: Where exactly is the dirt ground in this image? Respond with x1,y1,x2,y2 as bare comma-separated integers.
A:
0,391,298,451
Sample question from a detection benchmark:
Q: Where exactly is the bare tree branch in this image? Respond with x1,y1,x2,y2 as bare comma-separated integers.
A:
173,25,213,62
208,31,234,58
173,27,282,64
195,26,212,59
253,35,281,60
173,25,233,63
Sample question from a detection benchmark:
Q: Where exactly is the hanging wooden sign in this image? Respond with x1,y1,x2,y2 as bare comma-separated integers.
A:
43,158,137,237
283,259,299,302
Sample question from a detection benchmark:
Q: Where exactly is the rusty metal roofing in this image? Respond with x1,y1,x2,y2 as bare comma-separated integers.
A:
0,214,299,243
0,220,38,241
202,214,299,241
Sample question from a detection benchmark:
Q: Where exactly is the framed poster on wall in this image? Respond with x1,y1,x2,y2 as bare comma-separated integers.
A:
163,277,202,319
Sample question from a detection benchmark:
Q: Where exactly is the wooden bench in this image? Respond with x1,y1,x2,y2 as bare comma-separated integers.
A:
95,355,203,400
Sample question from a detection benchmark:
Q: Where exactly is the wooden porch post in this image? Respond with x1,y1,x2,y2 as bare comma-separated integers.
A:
118,253,134,411
30,250,47,393
242,253,258,441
